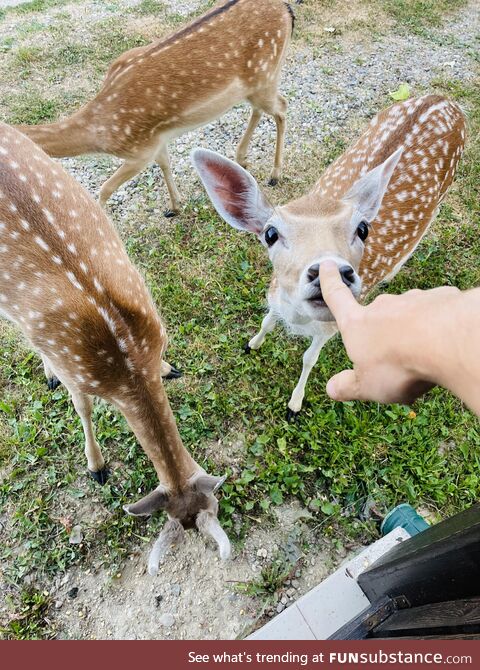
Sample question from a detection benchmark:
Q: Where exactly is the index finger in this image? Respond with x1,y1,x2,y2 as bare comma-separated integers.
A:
319,261,361,326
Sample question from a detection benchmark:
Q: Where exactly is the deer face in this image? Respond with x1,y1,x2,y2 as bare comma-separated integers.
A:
192,148,402,322
124,472,230,575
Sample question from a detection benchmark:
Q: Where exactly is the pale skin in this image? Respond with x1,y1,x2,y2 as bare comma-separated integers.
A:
319,261,480,417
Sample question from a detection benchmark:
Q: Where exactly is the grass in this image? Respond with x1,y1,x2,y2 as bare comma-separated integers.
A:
380,0,469,33
0,0,479,640
1,589,52,639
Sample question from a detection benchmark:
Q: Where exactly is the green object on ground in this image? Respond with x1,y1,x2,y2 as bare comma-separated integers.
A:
381,503,430,537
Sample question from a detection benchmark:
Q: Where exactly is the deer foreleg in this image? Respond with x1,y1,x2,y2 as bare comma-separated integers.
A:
287,323,337,421
246,309,278,352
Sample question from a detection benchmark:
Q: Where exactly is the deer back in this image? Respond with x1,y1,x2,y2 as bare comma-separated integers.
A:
307,95,466,294
0,122,165,397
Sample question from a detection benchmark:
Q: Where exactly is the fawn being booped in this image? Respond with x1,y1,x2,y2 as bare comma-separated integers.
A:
193,95,466,419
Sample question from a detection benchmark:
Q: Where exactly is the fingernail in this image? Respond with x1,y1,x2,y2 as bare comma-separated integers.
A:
326,378,337,399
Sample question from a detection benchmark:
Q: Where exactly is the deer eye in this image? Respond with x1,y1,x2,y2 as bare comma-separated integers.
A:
356,221,369,242
264,226,279,246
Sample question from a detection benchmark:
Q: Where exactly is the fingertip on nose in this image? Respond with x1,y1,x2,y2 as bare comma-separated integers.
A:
320,259,339,274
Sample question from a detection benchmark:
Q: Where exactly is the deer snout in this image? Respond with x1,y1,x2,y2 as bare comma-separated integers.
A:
307,263,355,287
305,259,361,310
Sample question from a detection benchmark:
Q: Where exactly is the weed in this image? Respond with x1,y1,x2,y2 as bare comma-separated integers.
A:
1,589,52,640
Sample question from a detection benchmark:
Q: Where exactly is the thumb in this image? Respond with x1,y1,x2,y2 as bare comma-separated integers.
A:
326,370,360,401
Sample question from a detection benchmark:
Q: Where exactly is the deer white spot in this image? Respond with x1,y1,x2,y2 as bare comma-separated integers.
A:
35,236,50,251
66,271,83,291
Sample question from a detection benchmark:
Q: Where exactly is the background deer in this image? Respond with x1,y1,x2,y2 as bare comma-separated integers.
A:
193,95,466,419
0,122,230,571
17,0,293,216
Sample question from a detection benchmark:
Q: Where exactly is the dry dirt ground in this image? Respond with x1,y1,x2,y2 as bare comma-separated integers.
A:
0,0,479,640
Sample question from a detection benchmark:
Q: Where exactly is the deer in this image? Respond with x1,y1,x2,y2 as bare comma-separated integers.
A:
16,0,293,217
192,94,466,420
0,121,230,573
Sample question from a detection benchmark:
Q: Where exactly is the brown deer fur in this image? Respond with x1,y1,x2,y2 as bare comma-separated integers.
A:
17,0,293,215
0,121,230,562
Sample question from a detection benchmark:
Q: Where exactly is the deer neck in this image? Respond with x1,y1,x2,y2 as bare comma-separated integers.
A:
116,379,198,492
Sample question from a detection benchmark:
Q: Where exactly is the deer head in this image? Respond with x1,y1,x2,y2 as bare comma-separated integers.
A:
124,472,230,575
191,147,402,322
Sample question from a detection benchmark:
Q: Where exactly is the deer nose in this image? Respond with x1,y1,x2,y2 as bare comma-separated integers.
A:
307,264,320,283
340,265,355,286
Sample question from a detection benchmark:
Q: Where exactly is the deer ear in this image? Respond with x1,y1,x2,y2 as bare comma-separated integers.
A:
191,148,273,234
191,473,227,496
123,485,169,517
344,147,403,221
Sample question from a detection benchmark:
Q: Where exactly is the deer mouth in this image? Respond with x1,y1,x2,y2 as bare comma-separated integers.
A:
307,291,326,306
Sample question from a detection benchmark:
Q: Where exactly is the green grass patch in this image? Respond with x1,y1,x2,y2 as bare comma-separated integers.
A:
5,0,71,16
1,588,52,639
4,91,58,124
380,0,469,33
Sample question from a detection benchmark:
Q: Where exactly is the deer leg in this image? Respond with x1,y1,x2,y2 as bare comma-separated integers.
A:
155,145,181,217
160,359,182,380
245,309,278,353
99,156,151,208
70,390,108,484
269,93,287,186
236,107,262,168
249,91,287,185
287,324,337,422
41,354,61,391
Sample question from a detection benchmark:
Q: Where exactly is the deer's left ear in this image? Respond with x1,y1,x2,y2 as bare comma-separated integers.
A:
191,472,227,496
123,485,169,517
191,149,274,234
344,147,403,221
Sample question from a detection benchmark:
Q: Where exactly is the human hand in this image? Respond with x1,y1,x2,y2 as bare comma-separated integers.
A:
318,261,460,405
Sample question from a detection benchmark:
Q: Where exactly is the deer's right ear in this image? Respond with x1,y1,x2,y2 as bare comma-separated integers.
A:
123,485,169,517
191,149,273,234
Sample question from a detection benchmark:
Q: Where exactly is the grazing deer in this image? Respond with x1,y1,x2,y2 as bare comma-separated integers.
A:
0,122,230,570
17,0,293,216
192,95,466,419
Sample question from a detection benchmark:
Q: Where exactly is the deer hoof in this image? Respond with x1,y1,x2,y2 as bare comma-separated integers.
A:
244,342,252,354
47,376,61,391
286,408,299,423
164,209,178,218
164,365,182,380
89,467,110,485
268,177,278,187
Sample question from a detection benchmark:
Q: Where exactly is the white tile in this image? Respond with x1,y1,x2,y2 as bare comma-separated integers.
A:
346,528,410,580
248,605,316,640
296,567,369,639
248,529,412,640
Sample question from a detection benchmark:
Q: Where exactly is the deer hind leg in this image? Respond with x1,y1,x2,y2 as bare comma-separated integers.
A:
245,309,278,353
287,323,338,422
236,107,263,169
99,155,151,208
155,144,181,217
160,359,182,380
70,389,108,485
41,354,61,391
249,91,287,185
269,93,287,185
